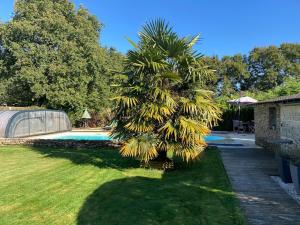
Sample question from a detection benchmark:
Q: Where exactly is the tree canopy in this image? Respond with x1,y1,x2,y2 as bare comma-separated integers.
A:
0,0,124,122
202,43,300,98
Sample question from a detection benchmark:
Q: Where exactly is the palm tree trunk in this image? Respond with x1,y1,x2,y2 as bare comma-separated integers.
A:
149,150,174,170
153,150,167,161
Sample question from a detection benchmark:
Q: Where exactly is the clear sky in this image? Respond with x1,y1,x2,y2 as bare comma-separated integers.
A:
1,0,299,56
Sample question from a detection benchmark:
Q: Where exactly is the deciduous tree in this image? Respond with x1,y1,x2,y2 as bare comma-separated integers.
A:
0,0,123,122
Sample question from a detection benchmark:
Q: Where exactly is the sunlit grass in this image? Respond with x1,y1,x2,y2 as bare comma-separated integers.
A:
0,146,245,225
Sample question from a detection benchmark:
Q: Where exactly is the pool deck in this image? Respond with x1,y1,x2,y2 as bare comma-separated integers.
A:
207,131,260,148
206,132,300,224
219,144,300,224
27,130,110,139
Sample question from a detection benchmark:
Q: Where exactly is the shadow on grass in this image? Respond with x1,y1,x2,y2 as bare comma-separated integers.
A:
76,149,245,225
30,146,139,170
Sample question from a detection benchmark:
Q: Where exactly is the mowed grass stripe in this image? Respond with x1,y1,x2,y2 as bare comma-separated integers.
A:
0,147,69,181
0,146,245,225
0,146,134,225
2,167,105,222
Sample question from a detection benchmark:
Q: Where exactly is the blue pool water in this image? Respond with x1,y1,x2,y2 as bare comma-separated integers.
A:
56,134,224,141
204,135,225,141
57,134,112,141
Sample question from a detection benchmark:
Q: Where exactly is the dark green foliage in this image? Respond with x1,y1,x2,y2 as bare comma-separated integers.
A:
208,43,299,96
0,0,124,124
248,46,288,90
220,55,250,93
200,56,220,91
253,76,300,100
243,43,299,92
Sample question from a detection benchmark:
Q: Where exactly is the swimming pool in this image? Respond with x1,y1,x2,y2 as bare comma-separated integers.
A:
205,135,225,141
55,133,224,141
56,134,112,141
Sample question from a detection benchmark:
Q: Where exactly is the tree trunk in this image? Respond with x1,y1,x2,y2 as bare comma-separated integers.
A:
153,150,168,161
143,150,174,170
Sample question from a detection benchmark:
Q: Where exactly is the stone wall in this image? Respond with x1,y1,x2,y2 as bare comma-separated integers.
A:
0,138,121,148
280,104,300,153
254,103,281,151
255,102,300,153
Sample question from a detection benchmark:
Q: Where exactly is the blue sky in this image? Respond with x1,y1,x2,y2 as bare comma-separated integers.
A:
1,0,299,56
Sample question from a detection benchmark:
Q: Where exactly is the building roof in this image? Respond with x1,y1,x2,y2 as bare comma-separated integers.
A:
255,93,300,105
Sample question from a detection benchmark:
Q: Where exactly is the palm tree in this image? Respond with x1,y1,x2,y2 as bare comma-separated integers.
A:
112,19,221,168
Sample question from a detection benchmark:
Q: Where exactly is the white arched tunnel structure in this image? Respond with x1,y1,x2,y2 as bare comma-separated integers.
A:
0,110,71,138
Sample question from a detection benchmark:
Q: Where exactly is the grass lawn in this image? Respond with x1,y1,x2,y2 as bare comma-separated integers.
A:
0,145,245,225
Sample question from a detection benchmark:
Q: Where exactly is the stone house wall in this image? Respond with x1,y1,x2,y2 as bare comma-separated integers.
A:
255,102,300,152
280,104,300,153
254,103,281,151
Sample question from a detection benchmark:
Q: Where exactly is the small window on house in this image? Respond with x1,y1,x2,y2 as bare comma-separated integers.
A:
269,107,277,130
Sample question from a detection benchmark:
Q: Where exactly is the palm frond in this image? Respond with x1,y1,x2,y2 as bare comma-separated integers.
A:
140,103,174,122
159,72,182,83
126,36,139,49
186,58,216,83
158,121,178,140
113,95,138,108
158,141,181,153
120,136,158,162
152,88,177,108
180,97,199,115
125,120,154,133
175,145,205,162
140,103,164,122
178,116,210,143
139,18,174,44
194,95,222,127
187,34,201,48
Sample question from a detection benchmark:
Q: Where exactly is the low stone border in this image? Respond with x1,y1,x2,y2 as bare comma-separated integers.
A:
271,176,300,205
0,138,121,148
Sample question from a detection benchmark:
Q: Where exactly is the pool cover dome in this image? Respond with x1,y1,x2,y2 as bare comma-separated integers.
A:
0,110,71,138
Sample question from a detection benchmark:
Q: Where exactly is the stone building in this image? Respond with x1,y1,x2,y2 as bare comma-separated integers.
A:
254,94,300,151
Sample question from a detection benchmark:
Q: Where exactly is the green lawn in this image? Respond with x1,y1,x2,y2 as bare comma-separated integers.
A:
0,145,245,225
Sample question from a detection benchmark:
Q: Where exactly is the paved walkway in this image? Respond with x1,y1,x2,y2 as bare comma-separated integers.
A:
220,147,300,225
